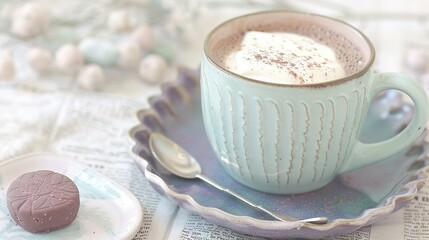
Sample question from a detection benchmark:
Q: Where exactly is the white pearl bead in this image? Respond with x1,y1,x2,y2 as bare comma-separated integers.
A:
11,18,39,39
11,3,48,38
139,54,167,83
0,51,14,80
108,10,131,32
118,40,142,68
27,48,53,73
55,44,83,73
77,65,105,90
131,24,155,50
405,48,428,72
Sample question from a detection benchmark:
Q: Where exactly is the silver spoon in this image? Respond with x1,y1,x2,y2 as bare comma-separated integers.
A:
149,132,328,224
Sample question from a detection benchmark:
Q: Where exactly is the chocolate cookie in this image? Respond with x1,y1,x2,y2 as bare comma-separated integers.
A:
7,170,80,233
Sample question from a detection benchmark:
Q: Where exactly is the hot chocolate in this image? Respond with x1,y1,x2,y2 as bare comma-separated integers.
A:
209,18,366,84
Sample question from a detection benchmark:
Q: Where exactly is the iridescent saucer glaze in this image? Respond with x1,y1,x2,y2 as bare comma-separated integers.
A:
129,69,429,238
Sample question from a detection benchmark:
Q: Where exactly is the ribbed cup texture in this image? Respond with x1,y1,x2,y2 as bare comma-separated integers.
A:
201,57,371,193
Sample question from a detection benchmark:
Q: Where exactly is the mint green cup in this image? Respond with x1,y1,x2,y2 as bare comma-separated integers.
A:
201,11,429,194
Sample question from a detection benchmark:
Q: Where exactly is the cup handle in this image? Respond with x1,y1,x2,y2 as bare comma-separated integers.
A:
339,72,429,174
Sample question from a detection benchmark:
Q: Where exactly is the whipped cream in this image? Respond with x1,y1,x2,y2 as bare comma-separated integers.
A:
224,31,346,84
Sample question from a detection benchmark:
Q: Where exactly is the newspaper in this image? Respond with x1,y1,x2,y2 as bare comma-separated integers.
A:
1,80,428,240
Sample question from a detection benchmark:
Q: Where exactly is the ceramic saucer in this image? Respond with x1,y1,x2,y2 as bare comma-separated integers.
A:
129,69,429,239
0,153,142,240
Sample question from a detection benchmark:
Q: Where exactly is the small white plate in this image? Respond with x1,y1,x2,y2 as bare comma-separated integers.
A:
0,153,142,240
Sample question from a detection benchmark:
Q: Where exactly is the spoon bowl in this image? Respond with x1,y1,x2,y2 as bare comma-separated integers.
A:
149,132,201,179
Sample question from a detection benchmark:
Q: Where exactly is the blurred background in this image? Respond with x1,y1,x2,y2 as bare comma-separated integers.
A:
0,0,428,98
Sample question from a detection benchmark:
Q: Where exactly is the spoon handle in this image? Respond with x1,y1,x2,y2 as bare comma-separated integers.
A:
197,174,327,224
